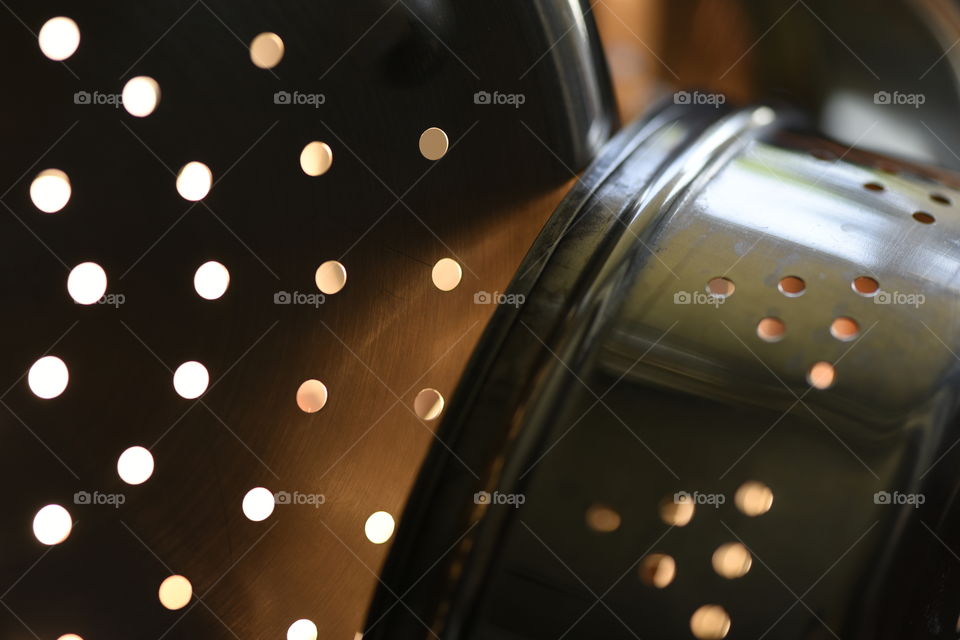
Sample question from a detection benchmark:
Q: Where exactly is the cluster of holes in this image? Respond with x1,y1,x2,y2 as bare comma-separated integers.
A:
706,272,890,390
586,482,773,638
811,148,955,224
30,18,463,639
31,18,465,640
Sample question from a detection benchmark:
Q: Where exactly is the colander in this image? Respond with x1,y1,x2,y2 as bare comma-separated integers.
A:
366,100,960,639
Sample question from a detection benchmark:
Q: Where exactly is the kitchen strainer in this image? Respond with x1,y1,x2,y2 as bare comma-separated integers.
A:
367,99,960,639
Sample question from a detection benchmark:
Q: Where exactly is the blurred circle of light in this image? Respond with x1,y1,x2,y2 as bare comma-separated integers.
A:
158,575,192,610
364,511,396,544
122,76,161,117
33,504,72,545
117,446,155,485
287,619,318,640
242,487,276,522
193,261,230,300
67,262,107,305
30,169,71,213
28,356,69,399
173,361,209,399
38,17,80,60
176,161,212,201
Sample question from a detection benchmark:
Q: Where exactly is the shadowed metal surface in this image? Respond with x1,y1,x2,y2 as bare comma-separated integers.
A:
368,100,960,639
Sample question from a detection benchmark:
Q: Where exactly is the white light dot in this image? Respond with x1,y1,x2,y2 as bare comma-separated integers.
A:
250,32,285,69
32,504,72,545
158,575,192,610
57,635,83,640
193,261,230,300
315,260,346,295
67,262,107,305
287,619,318,640
414,388,444,421
122,76,161,117
752,106,775,126
419,127,449,160
30,169,71,213
242,487,276,522
176,161,212,201
364,511,395,544
431,258,462,291
296,379,328,413
28,356,69,399
173,361,209,399
300,141,333,177
38,17,80,61
117,446,155,485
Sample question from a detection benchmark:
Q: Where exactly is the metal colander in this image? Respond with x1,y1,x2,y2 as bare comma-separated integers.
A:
367,101,960,639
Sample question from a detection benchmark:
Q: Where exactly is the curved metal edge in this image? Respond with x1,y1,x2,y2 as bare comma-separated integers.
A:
361,98,743,638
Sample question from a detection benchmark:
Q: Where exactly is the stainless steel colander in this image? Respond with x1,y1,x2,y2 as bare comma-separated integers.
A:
366,101,960,639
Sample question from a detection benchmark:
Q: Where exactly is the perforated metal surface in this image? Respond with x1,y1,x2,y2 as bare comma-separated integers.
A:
368,102,960,639
0,1,614,638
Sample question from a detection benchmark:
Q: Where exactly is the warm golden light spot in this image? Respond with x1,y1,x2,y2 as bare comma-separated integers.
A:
250,32,284,69
158,575,192,610
431,258,462,291
315,260,346,294
300,142,333,177
419,127,449,160
414,388,444,421
778,276,805,297
705,277,735,298
756,317,785,343
660,494,695,526
296,379,328,413
690,605,731,639
852,276,879,296
829,317,859,342
639,553,676,588
735,481,774,516
807,361,836,390
712,542,752,578
585,504,621,532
